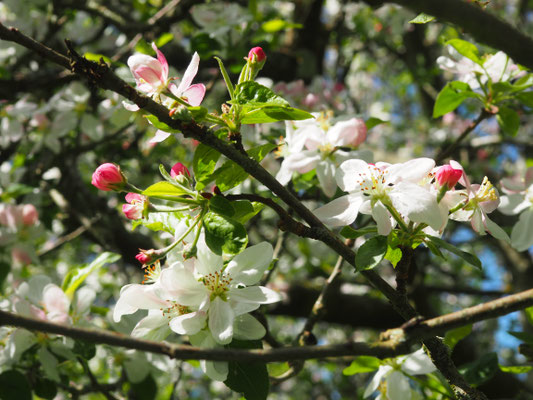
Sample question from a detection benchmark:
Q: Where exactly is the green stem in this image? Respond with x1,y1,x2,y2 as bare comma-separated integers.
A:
214,56,234,99
146,195,201,205
384,203,410,232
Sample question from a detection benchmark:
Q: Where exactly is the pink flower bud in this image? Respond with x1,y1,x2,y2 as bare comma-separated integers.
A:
170,162,191,178
11,247,32,265
436,164,463,189
22,204,38,226
122,193,146,220
248,47,266,63
91,163,127,191
135,249,154,265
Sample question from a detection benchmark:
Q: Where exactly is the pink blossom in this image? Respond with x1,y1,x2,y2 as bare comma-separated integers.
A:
248,47,266,63
170,162,191,178
122,193,146,220
435,164,463,189
128,43,169,97
22,204,38,226
11,247,32,265
136,249,154,265
91,163,126,191
168,52,206,107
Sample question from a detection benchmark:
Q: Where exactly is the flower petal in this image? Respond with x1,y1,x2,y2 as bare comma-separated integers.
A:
131,312,171,341
510,209,533,251
314,194,364,227
176,52,201,94
160,266,207,306
169,311,207,335
336,159,370,192
182,83,206,106
372,200,392,235
390,182,443,230
386,370,411,400
401,348,436,375
363,365,392,398
316,160,337,198
209,297,234,344
230,286,282,305
151,42,168,82
233,314,266,340
225,242,273,285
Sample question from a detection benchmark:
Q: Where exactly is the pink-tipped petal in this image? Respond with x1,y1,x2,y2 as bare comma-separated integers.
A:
151,42,169,82
177,52,200,94
149,130,172,143
182,83,206,106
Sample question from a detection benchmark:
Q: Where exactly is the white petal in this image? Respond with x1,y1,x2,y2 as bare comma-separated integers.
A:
233,314,266,340
169,311,207,335
230,286,282,305
176,52,200,94
499,194,529,215
149,130,172,144
364,365,392,398
160,266,207,306
313,194,364,227
283,151,320,174
483,213,510,242
390,182,443,230
401,348,436,375
203,360,228,381
196,240,223,276
122,101,140,111
386,158,435,184
42,284,70,318
225,242,273,285
387,371,411,400
316,160,337,198
511,209,533,251
372,200,392,235
209,297,234,344
336,159,370,192
131,313,170,341
276,160,294,185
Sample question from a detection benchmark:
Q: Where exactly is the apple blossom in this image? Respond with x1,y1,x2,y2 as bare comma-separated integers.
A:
135,249,155,265
277,112,369,197
21,204,38,226
122,193,147,220
248,46,266,63
128,43,170,98
314,158,444,234
435,164,463,189
499,167,533,251
91,163,127,191
364,348,436,400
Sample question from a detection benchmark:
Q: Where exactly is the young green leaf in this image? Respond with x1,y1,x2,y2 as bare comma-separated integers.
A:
444,324,472,351
459,352,498,386
144,115,181,133
209,195,235,217
62,252,120,299
409,13,436,24
384,245,402,268
231,200,264,224
355,236,388,271
496,106,520,136
203,212,248,255
433,81,476,118
142,181,189,197
339,225,377,239
365,117,388,130
224,340,269,400
445,39,481,64
498,364,533,374
426,236,482,269
193,144,221,190
343,356,382,375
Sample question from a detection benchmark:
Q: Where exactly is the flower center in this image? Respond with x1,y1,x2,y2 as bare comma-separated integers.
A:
355,165,390,198
162,301,191,320
474,176,498,203
142,261,161,284
202,271,233,301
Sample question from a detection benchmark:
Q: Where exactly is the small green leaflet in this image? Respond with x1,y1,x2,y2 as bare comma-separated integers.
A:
224,340,269,400
409,13,435,24
433,81,477,118
508,331,533,346
365,117,388,130
262,19,302,33
499,364,533,374
231,200,264,224
444,324,472,351
231,81,313,124
142,181,189,197
203,212,248,255
339,225,377,239
209,195,235,217
445,39,481,65
426,236,482,269
193,143,221,190
459,352,498,386
214,143,277,191
496,106,520,136
144,115,181,133
132,211,182,235
62,252,120,300
343,356,381,375
355,236,388,271
384,245,402,268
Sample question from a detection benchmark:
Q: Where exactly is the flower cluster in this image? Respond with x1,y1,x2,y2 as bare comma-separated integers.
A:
276,111,368,197
114,239,281,380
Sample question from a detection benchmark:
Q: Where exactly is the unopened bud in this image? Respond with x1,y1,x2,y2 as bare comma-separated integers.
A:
91,163,127,191
170,162,191,179
248,47,266,64
436,165,463,189
135,249,156,265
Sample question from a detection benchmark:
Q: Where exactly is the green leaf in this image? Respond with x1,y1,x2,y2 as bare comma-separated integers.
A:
525,306,533,327
426,236,482,269
232,201,264,224
459,352,498,386
215,143,276,191
154,33,174,48
203,212,248,255
132,211,181,235
0,370,32,400
33,378,57,400
499,364,533,374
262,19,302,32
193,144,221,190
343,356,382,375
144,115,181,133
365,117,388,130
496,106,520,136
517,91,533,108
130,374,158,400
409,13,436,24
444,324,472,351
73,340,96,360
209,195,235,217
508,331,533,346
232,81,313,124
445,39,481,64
188,106,208,121
339,225,378,239
355,236,388,271
384,246,403,268
224,340,269,400
142,181,189,197
62,252,120,300
433,81,475,118
84,52,112,64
